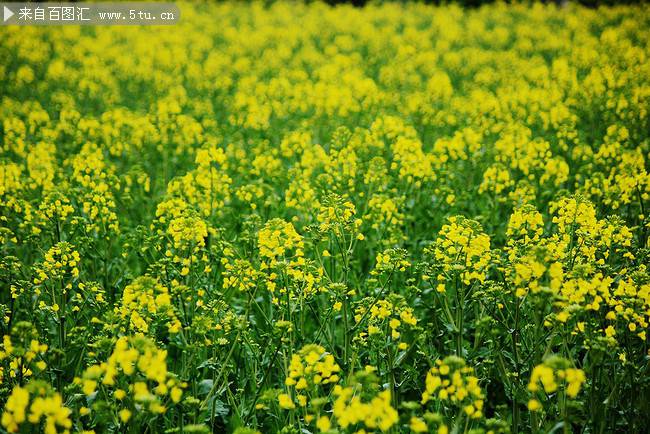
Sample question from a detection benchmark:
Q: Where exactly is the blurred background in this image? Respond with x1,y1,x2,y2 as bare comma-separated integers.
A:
321,0,644,8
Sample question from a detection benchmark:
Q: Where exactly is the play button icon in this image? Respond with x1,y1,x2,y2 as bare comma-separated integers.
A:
4,6,14,22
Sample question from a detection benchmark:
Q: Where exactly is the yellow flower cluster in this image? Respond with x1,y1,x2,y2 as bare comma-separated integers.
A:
355,297,418,350
166,155,232,220
374,249,411,274
34,193,75,232
511,247,563,298
550,196,633,263
223,258,258,293
79,336,184,417
506,205,544,251
167,213,208,251
33,242,80,284
0,330,48,382
527,356,586,411
421,357,484,420
1,383,72,434
332,380,398,432
166,212,209,276
278,348,399,433
258,219,322,301
428,216,491,285
116,276,181,334
365,194,406,246
258,219,304,265
581,125,650,210
316,196,363,239
68,144,120,235
479,164,514,196
278,344,340,411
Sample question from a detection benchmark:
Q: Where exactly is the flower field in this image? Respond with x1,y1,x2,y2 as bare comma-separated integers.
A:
1,1,650,433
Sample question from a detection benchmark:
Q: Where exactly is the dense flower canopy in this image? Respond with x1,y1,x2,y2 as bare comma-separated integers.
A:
1,1,649,433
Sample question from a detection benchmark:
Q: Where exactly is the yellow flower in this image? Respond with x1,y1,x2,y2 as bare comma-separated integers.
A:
529,364,556,393
170,387,183,403
528,358,585,402
409,416,428,432
2,386,29,432
82,379,97,396
316,415,331,432
557,311,570,323
527,399,542,411
565,369,586,398
278,393,295,409
119,409,132,423
1,385,72,434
